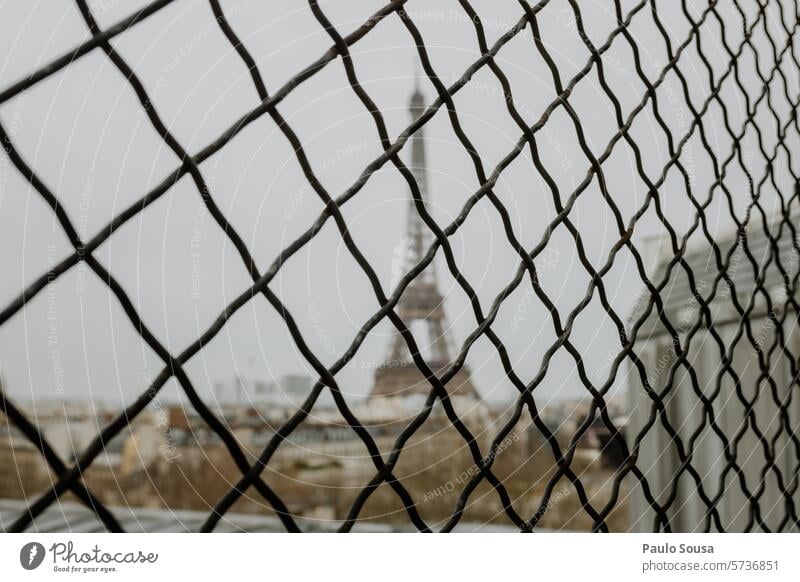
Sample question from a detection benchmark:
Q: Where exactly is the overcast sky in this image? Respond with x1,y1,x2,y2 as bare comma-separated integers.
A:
0,0,794,410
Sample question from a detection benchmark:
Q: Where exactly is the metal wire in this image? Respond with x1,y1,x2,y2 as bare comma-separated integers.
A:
0,0,798,532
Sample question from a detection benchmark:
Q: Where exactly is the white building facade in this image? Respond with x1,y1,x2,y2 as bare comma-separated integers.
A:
627,220,800,532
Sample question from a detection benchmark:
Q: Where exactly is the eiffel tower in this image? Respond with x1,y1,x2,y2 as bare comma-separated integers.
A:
369,84,479,401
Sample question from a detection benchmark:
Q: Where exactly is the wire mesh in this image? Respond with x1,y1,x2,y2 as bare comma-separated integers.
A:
0,0,799,532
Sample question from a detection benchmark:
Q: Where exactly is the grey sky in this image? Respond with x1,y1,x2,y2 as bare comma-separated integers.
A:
0,0,793,409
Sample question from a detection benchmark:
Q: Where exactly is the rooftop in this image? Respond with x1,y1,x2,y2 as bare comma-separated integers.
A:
0,498,519,533
630,216,799,338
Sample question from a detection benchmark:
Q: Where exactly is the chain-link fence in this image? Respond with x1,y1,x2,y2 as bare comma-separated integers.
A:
1,0,800,532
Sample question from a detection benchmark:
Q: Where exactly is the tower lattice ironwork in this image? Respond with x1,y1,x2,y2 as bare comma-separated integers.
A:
370,85,479,401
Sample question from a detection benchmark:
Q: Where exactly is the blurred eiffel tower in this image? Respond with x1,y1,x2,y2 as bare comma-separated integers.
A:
370,83,479,401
